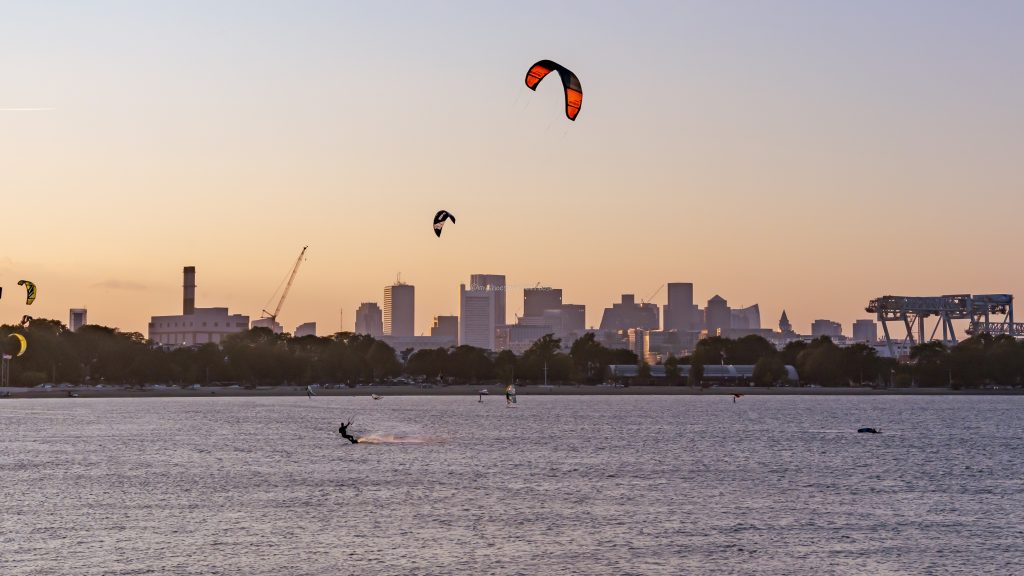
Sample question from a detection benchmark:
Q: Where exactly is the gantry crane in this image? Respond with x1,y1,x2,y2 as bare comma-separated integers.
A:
261,246,308,325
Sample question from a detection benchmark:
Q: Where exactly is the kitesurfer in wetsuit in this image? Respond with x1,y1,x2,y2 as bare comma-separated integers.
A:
339,420,359,444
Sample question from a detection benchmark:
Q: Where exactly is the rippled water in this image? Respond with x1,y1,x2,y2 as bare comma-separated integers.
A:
1,395,1022,575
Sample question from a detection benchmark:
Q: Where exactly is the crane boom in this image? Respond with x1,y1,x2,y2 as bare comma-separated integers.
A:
642,283,665,304
262,246,308,321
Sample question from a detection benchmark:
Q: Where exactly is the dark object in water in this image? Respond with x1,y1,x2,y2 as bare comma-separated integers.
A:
858,427,880,434
339,420,359,444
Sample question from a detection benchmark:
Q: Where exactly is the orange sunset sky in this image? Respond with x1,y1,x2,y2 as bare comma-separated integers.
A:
2,1,1022,336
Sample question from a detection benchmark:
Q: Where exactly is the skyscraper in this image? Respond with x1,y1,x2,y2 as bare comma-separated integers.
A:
69,308,87,332
730,304,761,330
460,283,495,350
383,282,414,337
355,302,384,337
469,274,506,327
705,295,731,336
664,283,694,332
524,287,563,318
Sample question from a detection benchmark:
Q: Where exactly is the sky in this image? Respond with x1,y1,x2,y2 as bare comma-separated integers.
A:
2,0,1022,337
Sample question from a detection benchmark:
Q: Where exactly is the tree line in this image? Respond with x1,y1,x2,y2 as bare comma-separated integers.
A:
0,321,635,387
4,319,1020,388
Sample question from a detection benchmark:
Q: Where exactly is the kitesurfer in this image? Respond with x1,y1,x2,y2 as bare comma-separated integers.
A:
339,420,359,444
505,383,517,406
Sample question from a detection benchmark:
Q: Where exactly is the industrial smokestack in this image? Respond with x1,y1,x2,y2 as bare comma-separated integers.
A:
183,266,196,315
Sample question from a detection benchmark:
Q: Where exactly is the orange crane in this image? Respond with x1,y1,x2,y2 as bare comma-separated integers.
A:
261,246,308,325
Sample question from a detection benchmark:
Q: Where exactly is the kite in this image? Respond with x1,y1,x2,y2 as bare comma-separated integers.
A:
20,315,32,327
10,333,27,357
18,280,36,305
524,60,582,121
433,210,456,237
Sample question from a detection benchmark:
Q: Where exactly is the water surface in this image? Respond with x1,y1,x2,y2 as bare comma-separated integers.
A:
1,395,1021,575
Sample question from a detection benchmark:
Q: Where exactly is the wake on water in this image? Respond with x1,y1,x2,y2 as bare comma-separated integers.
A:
355,433,446,445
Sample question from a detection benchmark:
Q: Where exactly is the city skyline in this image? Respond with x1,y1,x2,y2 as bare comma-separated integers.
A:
3,1,1022,339
0,261,1002,340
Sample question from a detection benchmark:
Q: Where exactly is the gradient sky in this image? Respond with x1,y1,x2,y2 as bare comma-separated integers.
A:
2,1,1022,337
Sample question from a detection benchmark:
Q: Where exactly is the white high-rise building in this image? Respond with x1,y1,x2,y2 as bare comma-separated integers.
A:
69,308,87,332
469,274,506,327
460,283,495,350
384,282,415,337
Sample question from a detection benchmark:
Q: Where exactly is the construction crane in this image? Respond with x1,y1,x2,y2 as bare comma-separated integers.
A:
261,246,308,324
641,283,665,305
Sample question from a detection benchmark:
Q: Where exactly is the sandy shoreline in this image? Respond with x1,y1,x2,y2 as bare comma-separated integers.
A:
2,383,1021,399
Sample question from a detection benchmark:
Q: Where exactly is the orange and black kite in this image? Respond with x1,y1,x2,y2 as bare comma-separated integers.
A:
524,60,582,121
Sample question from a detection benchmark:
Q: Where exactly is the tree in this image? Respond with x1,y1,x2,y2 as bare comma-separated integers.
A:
367,341,400,382
520,334,569,381
795,337,844,386
494,350,517,383
407,348,449,379
568,333,637,383
909,341,949,387
664,354,681,384
753,355,786,386
688,360,704,387
447,346,493,382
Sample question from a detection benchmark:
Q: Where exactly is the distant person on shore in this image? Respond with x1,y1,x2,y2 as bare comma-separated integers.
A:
339,420,359,443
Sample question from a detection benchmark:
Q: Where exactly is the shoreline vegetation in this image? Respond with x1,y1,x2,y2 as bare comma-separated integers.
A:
3,383,1022,399
4,319,1024,397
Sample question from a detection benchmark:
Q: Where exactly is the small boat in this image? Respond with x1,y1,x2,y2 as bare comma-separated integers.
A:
371,394,383,400
857,427,880,434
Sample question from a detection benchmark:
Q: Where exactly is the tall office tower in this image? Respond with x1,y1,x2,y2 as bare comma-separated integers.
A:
730,304,761,330
524,287,563,318
355,302,384,337
705,295,732,336
383,282,415,337
69,308,88,332
460,284,496,350
469,274,506,327
663,283,694,331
